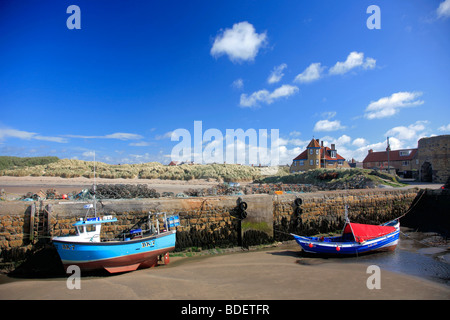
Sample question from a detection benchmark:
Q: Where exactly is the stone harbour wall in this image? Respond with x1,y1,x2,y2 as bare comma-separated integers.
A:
0,188,423,270
273,189,420,241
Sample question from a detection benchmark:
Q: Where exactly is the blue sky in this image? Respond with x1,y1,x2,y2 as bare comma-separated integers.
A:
1,0,449,165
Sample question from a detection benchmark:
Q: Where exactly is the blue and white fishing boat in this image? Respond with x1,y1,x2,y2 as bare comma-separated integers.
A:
291,206,400,256
52,210,179,273
52,153,179,273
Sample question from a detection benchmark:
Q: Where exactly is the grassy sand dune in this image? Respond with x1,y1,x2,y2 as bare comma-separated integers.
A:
0,158,405,188
0,159,266,182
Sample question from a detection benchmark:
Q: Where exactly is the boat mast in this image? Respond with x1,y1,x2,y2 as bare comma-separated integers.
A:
94,151,97,217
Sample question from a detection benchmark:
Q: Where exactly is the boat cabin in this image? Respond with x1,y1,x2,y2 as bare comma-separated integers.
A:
61,215,117,243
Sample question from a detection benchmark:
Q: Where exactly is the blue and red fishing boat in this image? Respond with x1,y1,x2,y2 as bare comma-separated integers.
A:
291,218,400,256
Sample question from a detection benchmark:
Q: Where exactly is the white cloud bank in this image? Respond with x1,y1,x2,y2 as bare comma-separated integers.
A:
438,123,450,132
386,121,429,141
267,63,287,84
293,52,376,84
437,0,450,18
240,84,299,108
313,119,346,132
210,21,267,63
0,128,68,143
231,78,244,89
294,62,324,83
364,91,424,119
329,51,376,75
65,133,144,140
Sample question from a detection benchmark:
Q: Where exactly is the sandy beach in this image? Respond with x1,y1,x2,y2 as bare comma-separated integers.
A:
0,242,448,300
0,176,222,199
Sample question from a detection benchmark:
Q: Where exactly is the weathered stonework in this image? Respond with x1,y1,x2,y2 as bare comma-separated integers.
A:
418,135,450,183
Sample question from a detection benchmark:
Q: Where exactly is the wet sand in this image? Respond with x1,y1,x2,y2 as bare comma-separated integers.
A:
0,242,448,300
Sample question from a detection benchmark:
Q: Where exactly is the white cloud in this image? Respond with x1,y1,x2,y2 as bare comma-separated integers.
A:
34,136,68,143
231,78,244,89
82,151,96,158
320,134,351,146
363,57,376,70
130,141,150,147
0,128,68,143
240,84,299,107
267,63,287,84
289,131,301,137
352,137,368,147
66,133,143,140
337,134,351,145
103,133,143,140
438,123,450,132
385,121,429,141
313,119,346,132
0,128,36,140
437,0,450,18
155,131,174,140
321,111,337,119
294,62,325,83
329,51,376,75
364,91,424,119
210,21,267,63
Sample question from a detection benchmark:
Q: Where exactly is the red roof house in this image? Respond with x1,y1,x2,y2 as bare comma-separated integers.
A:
290,138,349,172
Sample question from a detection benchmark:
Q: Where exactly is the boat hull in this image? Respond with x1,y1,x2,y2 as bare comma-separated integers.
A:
292,225,399,256
53,231,176,273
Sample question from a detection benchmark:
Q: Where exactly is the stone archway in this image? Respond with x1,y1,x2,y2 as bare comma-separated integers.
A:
421,161,433,182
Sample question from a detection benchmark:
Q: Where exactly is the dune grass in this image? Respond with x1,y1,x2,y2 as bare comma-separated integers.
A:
0,158,405,188
0,158,267,181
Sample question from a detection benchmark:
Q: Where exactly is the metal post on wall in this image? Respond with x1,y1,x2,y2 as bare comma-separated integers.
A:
29,203,35,243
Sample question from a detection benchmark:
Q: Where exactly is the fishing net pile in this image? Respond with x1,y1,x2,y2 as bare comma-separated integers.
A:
89,184,160,199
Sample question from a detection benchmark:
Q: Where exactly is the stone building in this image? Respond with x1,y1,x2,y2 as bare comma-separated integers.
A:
417,135,450,183
290,138,350,172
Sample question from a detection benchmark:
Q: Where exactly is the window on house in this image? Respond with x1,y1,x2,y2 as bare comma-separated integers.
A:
399,150,411,156
316,159,319,165
316,149,319,155
300,160,304,166
338,160,343,166
402,161,409,166
310,160,313,165
331,151,336,158
310,149,313,154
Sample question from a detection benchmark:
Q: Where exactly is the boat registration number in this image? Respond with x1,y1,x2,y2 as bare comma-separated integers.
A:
142,240,155,248
62,244,75,250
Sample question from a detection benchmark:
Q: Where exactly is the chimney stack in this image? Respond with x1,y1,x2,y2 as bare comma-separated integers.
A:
331,144,335,150
368,149,373,154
